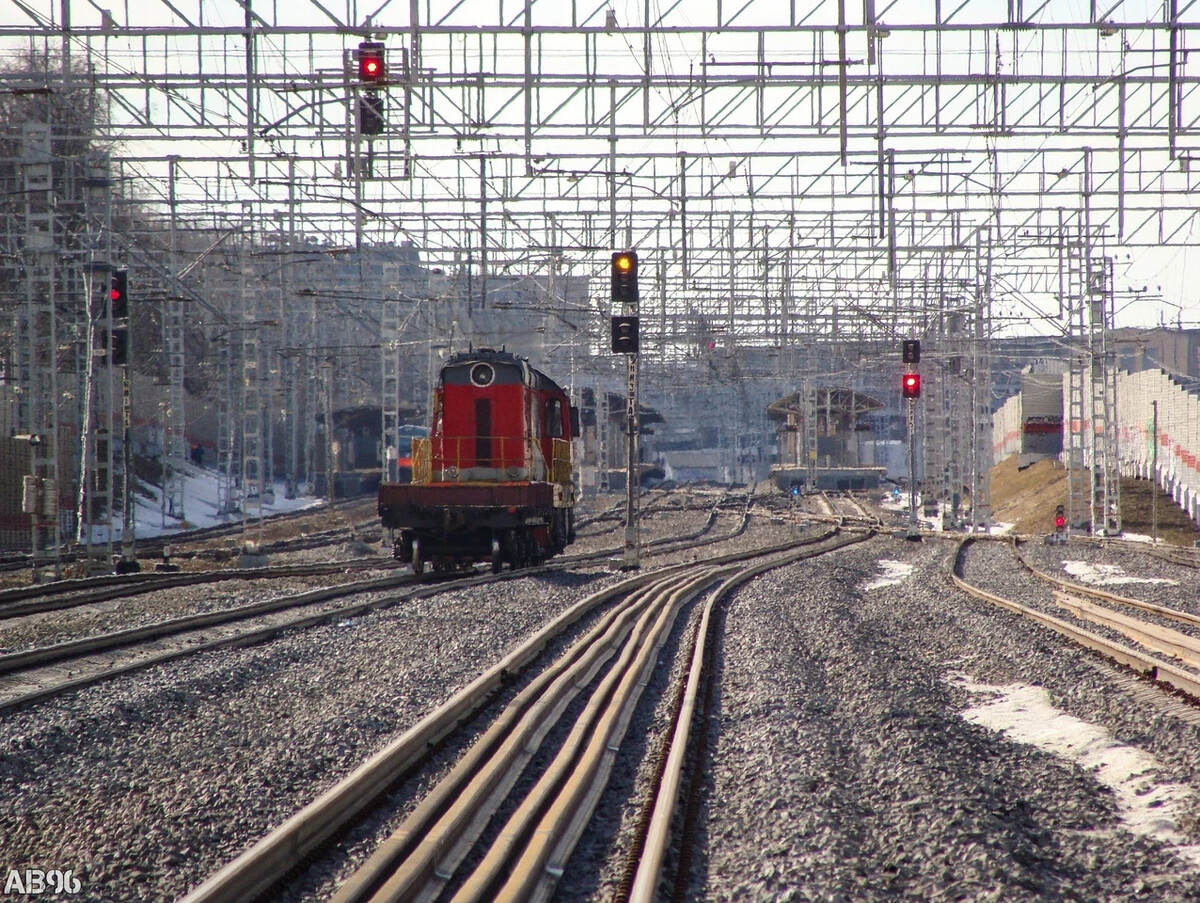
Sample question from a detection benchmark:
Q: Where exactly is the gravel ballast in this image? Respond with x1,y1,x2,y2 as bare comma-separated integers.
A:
0,567,615,901
699,535,1200,902
6,489,1200,903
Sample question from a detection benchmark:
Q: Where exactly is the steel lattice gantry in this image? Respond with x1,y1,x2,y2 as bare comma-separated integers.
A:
3,0,1200,535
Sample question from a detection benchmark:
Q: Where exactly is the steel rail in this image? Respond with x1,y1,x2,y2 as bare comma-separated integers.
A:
0,572,413,677
448,569,717,903
1144,545,1200,570
628,530,877,902
0,500,379,575
1012,541,1200,631
177,568,678,903
830,494,884,530
0,505,801,715
181,528,857,903
0,573,447,716
0,558,398,621
951,539,1200,701
326,569,713,903
1051,591,1200,673
363,568,723,903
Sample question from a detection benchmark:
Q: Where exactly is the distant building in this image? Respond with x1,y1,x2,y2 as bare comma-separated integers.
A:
1110,327,1200,384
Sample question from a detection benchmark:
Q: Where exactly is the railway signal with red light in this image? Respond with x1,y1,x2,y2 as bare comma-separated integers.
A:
901,372,921,399
357,41,386,82
1055,504,1066,532
611,251,639,304
110,269,128,320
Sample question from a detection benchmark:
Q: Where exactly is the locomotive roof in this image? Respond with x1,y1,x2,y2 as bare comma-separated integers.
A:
442,347,567,395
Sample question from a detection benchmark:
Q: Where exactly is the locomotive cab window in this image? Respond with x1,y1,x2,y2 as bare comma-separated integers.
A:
544,399,564,439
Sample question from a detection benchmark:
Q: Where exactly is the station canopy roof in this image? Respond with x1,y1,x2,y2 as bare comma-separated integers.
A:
767,389,885,423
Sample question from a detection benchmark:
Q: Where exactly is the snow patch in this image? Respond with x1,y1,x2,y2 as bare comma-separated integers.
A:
1060,560,1178,587
952,674,1200,867
85,464,324,542
863,559,914,590
1119,532,1154,544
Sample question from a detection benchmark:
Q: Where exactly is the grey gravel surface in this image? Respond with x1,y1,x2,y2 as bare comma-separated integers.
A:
8,489,1198,903
699,534,1200,902
0,568,396,655
0,491,747,902
0,567,619,902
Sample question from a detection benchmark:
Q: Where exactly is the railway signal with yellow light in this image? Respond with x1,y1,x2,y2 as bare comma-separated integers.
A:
611,250,639,304
901,372,921,399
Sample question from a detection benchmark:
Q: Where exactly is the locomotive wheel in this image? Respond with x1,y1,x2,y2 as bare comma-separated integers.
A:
505,529,522,570
491,536,503,574
411,537,424,575
395,532,413,563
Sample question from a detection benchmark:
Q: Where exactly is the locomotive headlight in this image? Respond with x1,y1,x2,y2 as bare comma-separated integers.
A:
470,363,495,386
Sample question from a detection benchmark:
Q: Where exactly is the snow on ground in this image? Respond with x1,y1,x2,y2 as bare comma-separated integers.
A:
1119,532,1154,543
1060,560,1178,587
87,465,323,542
862,559,915,591
953,674,1200,868
878,490,1013,534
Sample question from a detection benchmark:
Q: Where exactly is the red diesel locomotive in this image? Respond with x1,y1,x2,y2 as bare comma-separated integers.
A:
378,347,578,573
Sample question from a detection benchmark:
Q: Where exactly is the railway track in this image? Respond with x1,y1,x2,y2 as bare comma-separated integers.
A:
1142,542,1200,570
0,490,762,715
0,497,380,576
179,526,874,903
1,490,734,620
0,558,398,621
803,491,884,531
951,536,1200,701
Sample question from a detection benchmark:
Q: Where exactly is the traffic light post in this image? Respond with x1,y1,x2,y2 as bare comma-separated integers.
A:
611,251,640,569
902,341,921,540
113,268,138,572
351,40,387,201
1049,503,1068,545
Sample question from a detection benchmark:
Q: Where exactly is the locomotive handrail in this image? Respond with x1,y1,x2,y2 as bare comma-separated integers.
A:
412,438,432,484
410,435,571,484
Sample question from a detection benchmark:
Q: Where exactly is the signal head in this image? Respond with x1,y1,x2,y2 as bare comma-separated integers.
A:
357,41,386,82
610,250,640,304
901,372,921,399
110,269,128,319
610,314,640,354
